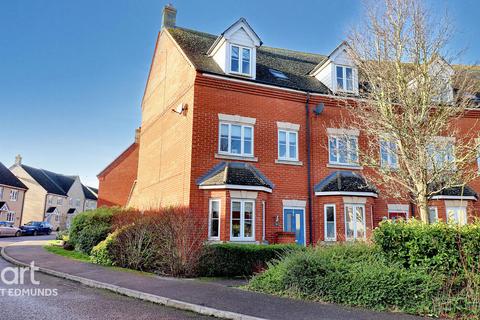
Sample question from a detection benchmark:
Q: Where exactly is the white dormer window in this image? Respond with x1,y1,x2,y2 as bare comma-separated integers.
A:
230,45,251,76
336,65,354,92
208,18,262,80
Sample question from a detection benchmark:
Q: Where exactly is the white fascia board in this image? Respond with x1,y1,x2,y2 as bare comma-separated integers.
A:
431,195,476,200
199,184,272,193
315,191,378,198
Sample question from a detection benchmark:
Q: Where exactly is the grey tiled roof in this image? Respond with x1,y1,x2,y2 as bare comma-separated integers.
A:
82,185,98,200
168,27,330,94
197,162,274,189
0,162,27,190
431,185,477,199
314,171,377,194
21,165,74,196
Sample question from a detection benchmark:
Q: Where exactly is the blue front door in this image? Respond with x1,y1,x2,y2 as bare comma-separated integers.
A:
283,208,305,245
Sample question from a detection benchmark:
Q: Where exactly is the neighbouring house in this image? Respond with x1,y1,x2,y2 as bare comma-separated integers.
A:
0,161,28,226
10,155,98,230
97,128,139,207
125,5,480,245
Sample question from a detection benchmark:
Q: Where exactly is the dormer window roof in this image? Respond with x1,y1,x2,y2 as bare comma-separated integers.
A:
207,18,262,79
309,41,359,95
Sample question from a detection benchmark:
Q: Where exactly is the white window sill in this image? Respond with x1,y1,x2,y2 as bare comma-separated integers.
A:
215,153,258,162
228,239,257,244
275,159,303,166
327,163,363,170
206,239,222,244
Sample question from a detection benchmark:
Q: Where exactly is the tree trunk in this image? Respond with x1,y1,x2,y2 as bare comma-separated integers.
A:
417,193,429,223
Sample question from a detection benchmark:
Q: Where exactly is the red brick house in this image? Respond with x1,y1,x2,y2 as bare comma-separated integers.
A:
127,5,480,245
97,129,140,207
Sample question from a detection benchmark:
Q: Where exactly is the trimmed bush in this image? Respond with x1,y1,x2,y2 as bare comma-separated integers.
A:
108,207,204,277
373,220,480,274
248,243,444,315
69,207,120,254
90,231,118,266
198,243,304,277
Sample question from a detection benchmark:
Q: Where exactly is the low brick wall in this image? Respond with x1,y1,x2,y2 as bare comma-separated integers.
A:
275,231,296,244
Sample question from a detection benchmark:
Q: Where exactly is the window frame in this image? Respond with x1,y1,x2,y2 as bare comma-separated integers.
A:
230,199,255,241
428,206,439,224
218,122,254,157
344,204,366,240
324,204,337,241
379,139,399,169
278,129,299,161
9,190,18,202
446,206,467,226
229,44,252,76
0,186,3,199
335,65,355,92
6,211,15,222
328,134,359,166
208,199,221,240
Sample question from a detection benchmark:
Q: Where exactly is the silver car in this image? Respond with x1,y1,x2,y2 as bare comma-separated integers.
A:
0,221,21,237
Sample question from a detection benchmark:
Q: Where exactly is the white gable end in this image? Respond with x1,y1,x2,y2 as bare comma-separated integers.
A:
229,27,256,47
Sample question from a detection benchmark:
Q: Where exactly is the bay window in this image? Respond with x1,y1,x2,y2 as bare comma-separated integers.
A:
329,135,358,166
324,204,336,241
231,199,254,241
428,207,439,224
345,204,366,240
219,122,253,157
209,199,220,240
446,206,467,226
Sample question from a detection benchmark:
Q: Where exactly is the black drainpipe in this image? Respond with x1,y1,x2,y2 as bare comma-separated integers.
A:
305,92,313,245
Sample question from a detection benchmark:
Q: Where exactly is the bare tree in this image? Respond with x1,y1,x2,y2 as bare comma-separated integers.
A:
343,0,480,222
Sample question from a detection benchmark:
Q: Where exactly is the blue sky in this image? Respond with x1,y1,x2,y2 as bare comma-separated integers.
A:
0,0,478,187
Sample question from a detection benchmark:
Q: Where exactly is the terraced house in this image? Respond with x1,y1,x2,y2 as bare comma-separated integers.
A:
127,5,480,245
10,155,98,230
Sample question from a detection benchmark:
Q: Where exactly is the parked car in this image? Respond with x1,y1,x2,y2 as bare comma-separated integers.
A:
20,221,52,236
0,221,21,237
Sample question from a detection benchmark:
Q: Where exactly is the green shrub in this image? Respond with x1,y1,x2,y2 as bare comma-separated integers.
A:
248,243,444,315
198,243,304,277
373,220,480,274
90,231,118,266
56,230,69,241
69,207,120,254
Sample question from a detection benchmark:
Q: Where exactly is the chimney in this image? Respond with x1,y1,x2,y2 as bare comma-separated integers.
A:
134,127,141,144
161,4,177,29
15,154,22,166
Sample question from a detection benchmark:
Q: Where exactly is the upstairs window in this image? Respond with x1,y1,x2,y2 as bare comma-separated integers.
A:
329,135,359,166
380,139,398,168
336,65,354,92
10,190,18,202
278,130,298,161
230,45,251,76
219,123,253,157
0,187,3,199
427,139,455,169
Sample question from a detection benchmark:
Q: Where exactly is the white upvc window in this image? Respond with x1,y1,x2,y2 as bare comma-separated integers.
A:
345,204,366,240
47,196,53,205
380,139,398,168
219,122,254,157
76,199,81,207
57,197,63,205
208,199,221,240
6,211,15,222
329,135,359,165
336,65,354,92
278,130,298,161
428,207,439,224
230,45,251,76
427,138,455,168
446,206,467,226
0,187,3,199
9,190,18,202
230,199,255,241
324,204,336,241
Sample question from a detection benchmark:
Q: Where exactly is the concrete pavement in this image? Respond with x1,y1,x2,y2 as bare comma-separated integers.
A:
1,237,426,320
